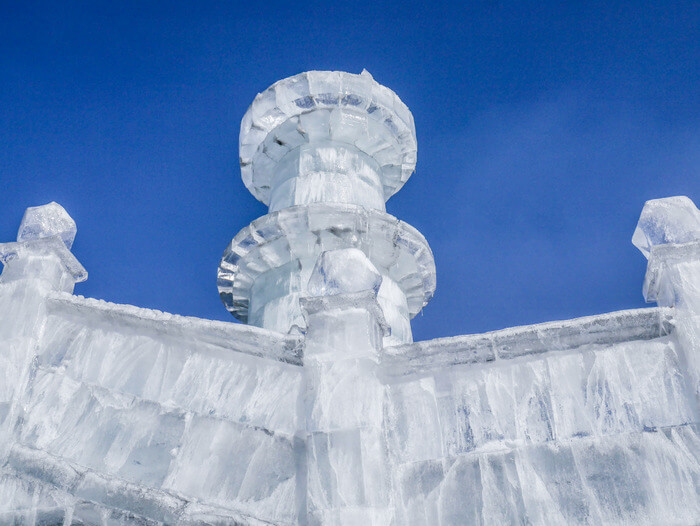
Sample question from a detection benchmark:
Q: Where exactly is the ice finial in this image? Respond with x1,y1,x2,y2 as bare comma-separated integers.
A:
632,196,700,259
17,202,77,250
1,202,85,291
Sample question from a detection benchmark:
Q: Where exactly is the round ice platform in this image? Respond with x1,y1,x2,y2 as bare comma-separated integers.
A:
239,70,417,211
217,203,435,344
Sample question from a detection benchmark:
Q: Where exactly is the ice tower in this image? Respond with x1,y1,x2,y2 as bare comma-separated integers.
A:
217,70,435,345
0,70,699,525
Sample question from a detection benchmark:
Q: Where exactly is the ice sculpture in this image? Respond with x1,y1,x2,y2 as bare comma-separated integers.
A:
0,71,698,525
218,70,436,346
17,201,77,249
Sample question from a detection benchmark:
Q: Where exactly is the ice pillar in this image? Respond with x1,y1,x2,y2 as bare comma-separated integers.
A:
0,203,86,459
218,70,436,346
301,249,392,524
633,195,700,401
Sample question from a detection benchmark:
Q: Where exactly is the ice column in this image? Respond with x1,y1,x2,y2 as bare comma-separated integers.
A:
301,249,392,524
218,71,436,345
0,203,86,459
633,195,700,402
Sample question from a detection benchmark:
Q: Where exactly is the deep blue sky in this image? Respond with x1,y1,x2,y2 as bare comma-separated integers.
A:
1,1,698,341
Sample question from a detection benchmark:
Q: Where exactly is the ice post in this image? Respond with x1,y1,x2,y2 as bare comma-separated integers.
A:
0,203,86,470
633,195,700,401
301,251,392,523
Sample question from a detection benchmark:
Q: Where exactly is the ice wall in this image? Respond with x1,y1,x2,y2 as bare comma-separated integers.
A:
0,204,306,524
1,290,306,524
380,308,698,525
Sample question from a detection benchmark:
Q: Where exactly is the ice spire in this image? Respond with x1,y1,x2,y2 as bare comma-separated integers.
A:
218,71,436,344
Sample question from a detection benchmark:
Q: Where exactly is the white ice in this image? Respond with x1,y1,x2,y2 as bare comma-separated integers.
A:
307,248,383,296
632,195,700,258
17,201,77,250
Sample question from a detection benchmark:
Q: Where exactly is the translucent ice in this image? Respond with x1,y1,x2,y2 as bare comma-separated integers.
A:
632,196,700,258
3,70,699,525
307,248,382,296
239,70,417,208
17,202,77,250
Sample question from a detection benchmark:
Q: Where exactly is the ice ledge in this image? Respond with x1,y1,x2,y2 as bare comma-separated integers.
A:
45,291,304,366
382,307,674,377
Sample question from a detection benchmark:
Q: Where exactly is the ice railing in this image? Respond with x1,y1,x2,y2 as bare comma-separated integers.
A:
47,292,304,365
382,306,674,378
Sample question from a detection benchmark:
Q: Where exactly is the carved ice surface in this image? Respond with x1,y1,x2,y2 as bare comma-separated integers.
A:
17,201,77,249
1,73,699,525
632,196,700,258
308,248,382,296
219,70,435,346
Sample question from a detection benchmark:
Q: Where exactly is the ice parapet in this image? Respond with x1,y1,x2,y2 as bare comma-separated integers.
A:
632,196,700,258
308,248,382,296
17,201,77,250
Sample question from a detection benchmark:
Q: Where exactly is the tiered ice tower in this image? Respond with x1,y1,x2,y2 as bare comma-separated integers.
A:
218,70,436,345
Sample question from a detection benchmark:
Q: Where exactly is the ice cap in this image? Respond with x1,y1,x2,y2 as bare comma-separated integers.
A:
17,202,77,250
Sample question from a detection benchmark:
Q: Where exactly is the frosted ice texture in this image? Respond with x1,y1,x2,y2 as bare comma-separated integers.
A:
632,196,700,258
307,248,382,296
379,308,699,525
0,289,304,524
239,70,417,207
17,201,77,249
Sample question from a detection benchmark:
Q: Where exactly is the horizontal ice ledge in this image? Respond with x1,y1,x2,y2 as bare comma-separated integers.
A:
382,306,675,378
46,291,303,365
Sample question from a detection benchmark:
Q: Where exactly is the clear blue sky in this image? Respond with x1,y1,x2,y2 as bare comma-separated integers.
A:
1,1,698,341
